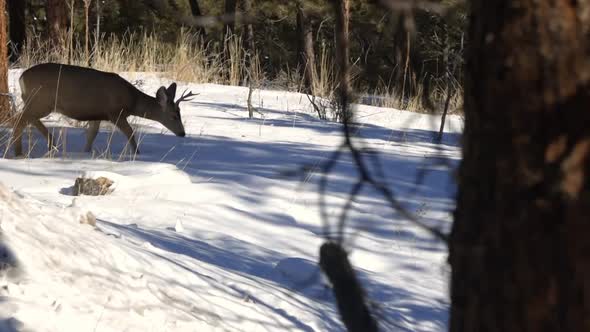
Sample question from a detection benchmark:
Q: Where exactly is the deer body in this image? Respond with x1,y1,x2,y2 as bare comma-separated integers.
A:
13,63,194,156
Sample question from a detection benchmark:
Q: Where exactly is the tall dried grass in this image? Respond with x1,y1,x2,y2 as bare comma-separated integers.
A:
15,29,260,86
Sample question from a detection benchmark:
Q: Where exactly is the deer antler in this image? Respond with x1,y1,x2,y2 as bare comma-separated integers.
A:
175,89,199,106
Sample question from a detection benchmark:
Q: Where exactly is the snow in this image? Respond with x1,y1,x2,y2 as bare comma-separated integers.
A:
0,69,462,331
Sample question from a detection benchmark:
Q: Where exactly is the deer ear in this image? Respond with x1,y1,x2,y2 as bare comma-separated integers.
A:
156,87,168,105
166,83,177,99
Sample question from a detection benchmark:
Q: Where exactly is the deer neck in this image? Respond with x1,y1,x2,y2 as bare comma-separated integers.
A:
133,90,161,121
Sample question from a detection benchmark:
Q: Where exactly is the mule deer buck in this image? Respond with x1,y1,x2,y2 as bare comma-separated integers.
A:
13,63,196,156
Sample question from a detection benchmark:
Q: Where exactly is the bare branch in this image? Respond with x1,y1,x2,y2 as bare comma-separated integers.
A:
319,242,378,332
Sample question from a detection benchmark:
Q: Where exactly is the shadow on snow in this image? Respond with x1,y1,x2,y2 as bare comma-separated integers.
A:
0,101,457,330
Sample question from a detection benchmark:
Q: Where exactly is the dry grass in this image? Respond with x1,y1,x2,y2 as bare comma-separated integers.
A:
364,80,463,114
14,29,462,114
313,43,337,98
15,29,261,86
226,35,244,86
2,29,464,159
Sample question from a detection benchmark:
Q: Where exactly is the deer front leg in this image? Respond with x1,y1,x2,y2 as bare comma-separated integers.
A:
84,121,100,152
111,117,140,155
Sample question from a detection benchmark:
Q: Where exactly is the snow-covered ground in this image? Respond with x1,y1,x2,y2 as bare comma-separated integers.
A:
0,69,462,332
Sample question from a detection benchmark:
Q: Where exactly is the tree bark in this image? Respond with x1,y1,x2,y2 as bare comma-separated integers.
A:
7,0,25,62
46,0,68,47
0,0,10,123
296,1,316,94
450,1,590,331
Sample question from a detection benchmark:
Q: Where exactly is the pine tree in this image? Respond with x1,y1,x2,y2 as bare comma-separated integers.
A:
450,1,590,330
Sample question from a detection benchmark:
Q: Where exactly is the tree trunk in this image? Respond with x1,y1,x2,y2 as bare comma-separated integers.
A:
222,0,238,83
67,0,75,65
241,0,255,59
223,0,237,39
187,0,205,36
240,0,256,86
84,0,91,66
187,0,202,16
46,0,68,47
319,242,378,332
94,0,100,58
391,14,420,105
450,1,590,331
437,24,451,142
0,0,10,123
7,0,25,63
296,1,316,94
331,0,351,122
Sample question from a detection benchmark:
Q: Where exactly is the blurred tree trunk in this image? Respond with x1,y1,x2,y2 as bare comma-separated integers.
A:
331,0,351,121
94,0,100,58
391,14,419,106
187,0,205,37
46,0,68,46
223,0,237,38
66,0,74,65
240,0,255,69
0,0,10,123
7,0,25,63
319,243,378,332
437,24,451,142
296,1,316,94
222,0,237,82
187,0,202,16
83,0,91,66
450,1,590,331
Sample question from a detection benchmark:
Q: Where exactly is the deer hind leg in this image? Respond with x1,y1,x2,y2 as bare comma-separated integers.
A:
11,118,27,157
111,117,140,155
32,119,55,152
84,121,100,152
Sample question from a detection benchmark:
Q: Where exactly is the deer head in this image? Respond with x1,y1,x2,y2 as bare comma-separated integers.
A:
154,83,198,137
